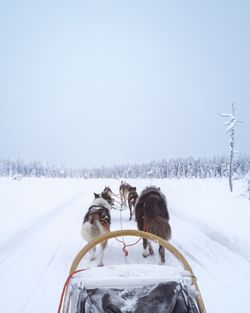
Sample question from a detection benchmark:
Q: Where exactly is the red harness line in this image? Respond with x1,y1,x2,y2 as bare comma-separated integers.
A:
57,268,87,313
114,237,141,257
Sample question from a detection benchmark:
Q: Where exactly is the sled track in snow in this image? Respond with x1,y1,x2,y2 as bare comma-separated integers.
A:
0,191,83,264
171,211,250,263
204,231,250,262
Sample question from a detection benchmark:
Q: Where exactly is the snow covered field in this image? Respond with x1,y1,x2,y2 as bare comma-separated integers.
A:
0,177,249,313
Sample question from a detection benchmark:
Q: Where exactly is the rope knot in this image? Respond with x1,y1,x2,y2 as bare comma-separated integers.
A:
122,245,129,257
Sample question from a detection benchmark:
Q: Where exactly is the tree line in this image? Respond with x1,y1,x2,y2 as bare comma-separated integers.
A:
0,155,249,179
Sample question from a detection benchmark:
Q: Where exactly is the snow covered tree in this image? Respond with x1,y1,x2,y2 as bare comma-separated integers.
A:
220,103,241,192
248,178,250,201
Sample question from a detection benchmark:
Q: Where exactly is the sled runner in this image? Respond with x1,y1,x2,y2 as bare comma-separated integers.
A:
58,230,207,313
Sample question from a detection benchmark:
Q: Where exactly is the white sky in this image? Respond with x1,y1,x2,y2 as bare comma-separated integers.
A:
0,0,250,168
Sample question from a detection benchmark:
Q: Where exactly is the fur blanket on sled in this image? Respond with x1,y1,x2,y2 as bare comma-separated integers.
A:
76,281,199,313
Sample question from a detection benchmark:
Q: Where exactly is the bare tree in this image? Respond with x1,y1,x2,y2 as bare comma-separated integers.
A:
220,103,241,192
248,178,250,200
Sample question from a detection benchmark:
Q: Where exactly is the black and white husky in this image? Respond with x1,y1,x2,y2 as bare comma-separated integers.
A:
81,196,111,267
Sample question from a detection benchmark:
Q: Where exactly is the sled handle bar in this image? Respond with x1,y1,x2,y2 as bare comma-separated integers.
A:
69,229,206,313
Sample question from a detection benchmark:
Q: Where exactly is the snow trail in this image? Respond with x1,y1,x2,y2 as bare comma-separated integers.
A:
0,178,249,313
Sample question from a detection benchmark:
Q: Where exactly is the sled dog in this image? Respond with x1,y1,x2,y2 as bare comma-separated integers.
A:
128,186,138,220
134,185,171,264
119,181,132,207
81,197,111,266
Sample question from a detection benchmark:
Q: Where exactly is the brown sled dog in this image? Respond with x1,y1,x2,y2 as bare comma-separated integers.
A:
128,186,138,220
134,185,171,264
119,181,132,207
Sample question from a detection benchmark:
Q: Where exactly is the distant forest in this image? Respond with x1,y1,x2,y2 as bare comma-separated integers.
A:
1,155,250,179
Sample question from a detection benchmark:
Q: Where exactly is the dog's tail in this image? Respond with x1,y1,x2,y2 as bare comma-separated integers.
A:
145,217,172,241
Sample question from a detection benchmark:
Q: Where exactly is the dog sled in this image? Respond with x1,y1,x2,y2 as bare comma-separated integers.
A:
58,230,207,313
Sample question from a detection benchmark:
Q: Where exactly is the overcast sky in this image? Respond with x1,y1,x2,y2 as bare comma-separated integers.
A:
0,1,250,168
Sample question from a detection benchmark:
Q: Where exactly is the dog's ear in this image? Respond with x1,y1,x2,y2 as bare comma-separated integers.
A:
132,187,136,191
94,192,100,198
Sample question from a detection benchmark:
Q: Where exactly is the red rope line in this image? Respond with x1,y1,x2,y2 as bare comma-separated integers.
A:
57,268,87,313
114,237,141,257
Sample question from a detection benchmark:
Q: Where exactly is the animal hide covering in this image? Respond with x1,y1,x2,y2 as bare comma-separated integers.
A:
76,281,199,313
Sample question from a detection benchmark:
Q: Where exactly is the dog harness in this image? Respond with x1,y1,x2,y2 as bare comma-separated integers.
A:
88,205,111,225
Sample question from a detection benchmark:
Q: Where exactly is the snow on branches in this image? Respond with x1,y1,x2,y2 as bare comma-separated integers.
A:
220,103,241,192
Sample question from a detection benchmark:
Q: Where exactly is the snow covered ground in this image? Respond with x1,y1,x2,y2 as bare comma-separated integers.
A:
0,177,249,313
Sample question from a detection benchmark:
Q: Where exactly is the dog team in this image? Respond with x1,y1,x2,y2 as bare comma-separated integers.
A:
81,181,171,266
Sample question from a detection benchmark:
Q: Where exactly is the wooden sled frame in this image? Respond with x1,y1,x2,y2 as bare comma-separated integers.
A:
66,229,207,313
